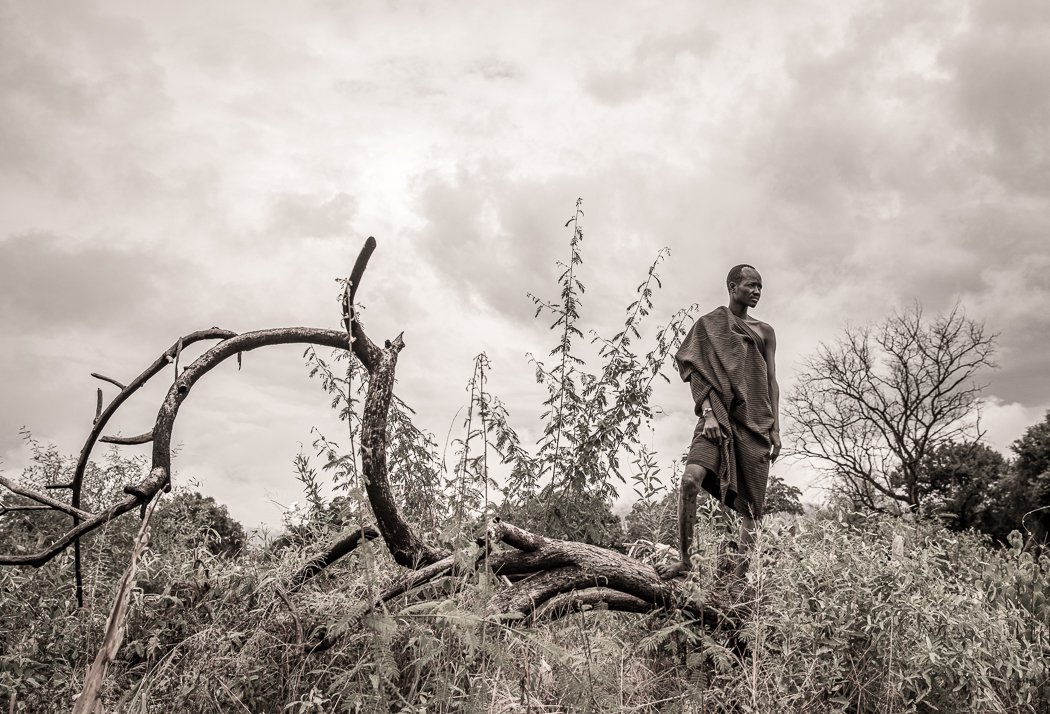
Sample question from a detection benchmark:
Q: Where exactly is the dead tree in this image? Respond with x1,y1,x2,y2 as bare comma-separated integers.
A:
785,304,997,512
0,237,741,634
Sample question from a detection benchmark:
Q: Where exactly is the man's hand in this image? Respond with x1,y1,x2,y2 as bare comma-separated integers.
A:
703,415,722,443
770,430,782,462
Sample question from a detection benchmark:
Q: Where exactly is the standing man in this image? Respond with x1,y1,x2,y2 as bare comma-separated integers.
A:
658,264,780,580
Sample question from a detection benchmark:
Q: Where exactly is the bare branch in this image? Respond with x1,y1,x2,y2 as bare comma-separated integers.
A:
73,492,162,713
0,491,143,567
71,327,238,513
99,431,154,446
1,327,350,572
344,236,381,371
484,518,548,552
0,474,92,520
379,554,457,603
274,584,304,647
1,239,444,584
90,372,127,390
68,327,241,601
132,328,351,497
288,525,380,592
357,325,446,568
0,505,50,516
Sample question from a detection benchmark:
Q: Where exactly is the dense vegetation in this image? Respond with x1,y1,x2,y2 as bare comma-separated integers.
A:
3,463,1047,712
2,206,1048,711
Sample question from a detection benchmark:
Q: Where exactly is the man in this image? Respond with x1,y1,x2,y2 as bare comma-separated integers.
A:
658,264,780,580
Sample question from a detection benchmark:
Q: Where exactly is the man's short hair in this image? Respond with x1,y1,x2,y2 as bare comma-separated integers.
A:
726,264,757,291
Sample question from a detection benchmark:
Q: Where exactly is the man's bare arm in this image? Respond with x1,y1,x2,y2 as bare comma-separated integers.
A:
764,325,781,461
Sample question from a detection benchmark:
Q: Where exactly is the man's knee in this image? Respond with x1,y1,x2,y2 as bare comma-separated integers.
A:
681,464,706,495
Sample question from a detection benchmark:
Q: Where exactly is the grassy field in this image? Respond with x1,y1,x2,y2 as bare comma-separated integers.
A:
2,500,1047,713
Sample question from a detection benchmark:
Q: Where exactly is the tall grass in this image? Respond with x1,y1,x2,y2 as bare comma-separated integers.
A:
4,503,1046,712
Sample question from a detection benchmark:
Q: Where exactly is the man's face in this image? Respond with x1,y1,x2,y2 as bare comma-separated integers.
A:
731,268,763,307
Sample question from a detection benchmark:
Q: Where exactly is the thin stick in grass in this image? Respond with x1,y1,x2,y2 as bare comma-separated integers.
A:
73,492,163,713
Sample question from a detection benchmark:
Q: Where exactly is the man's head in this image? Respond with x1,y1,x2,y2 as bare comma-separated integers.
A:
727,264,762,308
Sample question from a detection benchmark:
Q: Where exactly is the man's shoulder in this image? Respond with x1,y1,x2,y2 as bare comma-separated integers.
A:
747,317,776,344
748,317,775,332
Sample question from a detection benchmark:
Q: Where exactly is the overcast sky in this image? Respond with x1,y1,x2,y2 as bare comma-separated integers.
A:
2,0,1048,530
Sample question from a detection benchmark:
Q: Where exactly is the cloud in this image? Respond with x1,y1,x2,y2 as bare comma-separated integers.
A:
0,3,168,195
979,398,1047,456
0,231,198,477
265,191,359,241
707,0,1050,415
941,0,1050,194
0,232,185,330
410,164,583,325
583,23,717,105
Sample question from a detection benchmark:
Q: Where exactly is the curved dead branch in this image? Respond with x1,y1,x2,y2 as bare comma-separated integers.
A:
1,237,447,602
90,372,127,390
70,329,238,511
289,525,381,592
343,235,381,371
66,328,237,603
0,327,350,574
335,236,447,569
355,331,446,568
534,588,652,621
477,519,739,632
126,326,350,500
0,237,450,592
379,553,458,603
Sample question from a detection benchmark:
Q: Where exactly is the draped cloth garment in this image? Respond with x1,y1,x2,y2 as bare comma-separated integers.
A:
675,306,774,518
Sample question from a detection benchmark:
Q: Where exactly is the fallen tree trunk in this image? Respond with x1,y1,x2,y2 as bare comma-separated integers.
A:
478,519,742,631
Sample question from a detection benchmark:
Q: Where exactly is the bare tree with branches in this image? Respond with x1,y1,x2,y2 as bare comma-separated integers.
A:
784,304,997,512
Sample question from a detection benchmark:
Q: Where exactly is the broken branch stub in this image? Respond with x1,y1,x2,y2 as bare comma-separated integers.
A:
344,240,446,568
100,431,154,446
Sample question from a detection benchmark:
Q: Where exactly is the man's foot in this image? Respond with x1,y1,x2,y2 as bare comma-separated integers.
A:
656,560,692,580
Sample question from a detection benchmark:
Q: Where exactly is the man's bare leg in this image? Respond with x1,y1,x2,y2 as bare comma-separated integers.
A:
733,514,759,579
657,463,706,579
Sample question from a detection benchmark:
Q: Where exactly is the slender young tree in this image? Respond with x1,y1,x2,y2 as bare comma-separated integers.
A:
520,201,697,542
